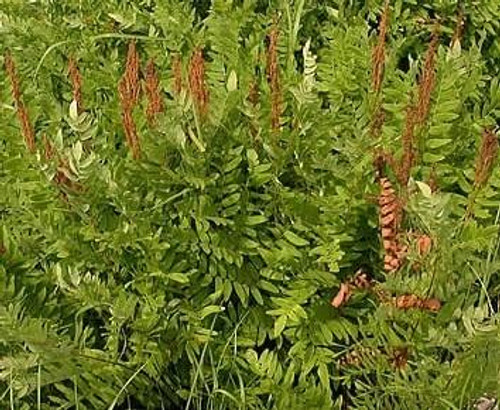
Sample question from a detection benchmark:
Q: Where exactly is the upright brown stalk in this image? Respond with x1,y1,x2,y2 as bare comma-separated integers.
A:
474,129,499,188
144,59,164,126
68,57,84,113
172,53,183,96
267,22,281,132
4,52,36,152
397,101,416,187
118,41,141,159
415,28,439,126
188,47,209,117
372,0,390,94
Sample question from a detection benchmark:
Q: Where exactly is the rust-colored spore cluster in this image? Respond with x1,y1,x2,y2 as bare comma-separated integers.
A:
416,29,439,126
144,58,164,126
188,47,209,117
118,41,141,159
474,128,499,188
267,23,281,132
4,52,36,152
68,57,84,113
172,53,183,96
372,0,390,94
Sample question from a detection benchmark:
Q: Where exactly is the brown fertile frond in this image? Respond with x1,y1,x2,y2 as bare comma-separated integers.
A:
474,128,499,188
68,57,84,113
188,47,209,117
144,58,164,126
118,79,141,160
124,41,141,106
172,53,183,96
267,22,281,132
415,28,439,126
118,41,142,159
4,52,36,152
371,0,390,94
397,101,416,187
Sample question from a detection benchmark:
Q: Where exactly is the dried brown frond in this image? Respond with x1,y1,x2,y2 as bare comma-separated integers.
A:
378,176,406,273
42,134,55,161
4,52,36,152
331,269,375,308
450,7,465,49
371,0,390,94
415,28,439,126
68,57,84,113
393,294,441,312
339,347,378,367
144,58,164,126
188,47,209,117
397,102,416,187
474,128,499,188
172,53,183,96
267,22,281,132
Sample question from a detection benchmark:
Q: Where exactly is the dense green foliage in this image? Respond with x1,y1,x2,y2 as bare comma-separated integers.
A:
2,0,500,408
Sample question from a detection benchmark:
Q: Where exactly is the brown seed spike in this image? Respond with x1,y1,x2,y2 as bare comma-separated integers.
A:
267,21,281,132
172,53,183,96
188,47,209,118
415,27,439,126
68,57,84,113
144,58,164,126
371,0,390,94
4,52,36,153
474,128,499,189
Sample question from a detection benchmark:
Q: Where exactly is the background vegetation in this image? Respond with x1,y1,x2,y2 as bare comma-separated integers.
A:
1,0,500,408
